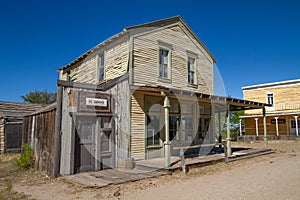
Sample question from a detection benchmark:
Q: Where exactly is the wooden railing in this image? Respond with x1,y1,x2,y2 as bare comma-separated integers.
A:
273,103,300,111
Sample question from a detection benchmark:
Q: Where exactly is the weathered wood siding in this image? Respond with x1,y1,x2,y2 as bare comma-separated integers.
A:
105,37,129,81
0,120,4,153
133,25,214,94
130,92,145,160
23,108,56,176
244,84,300,115
60,36,129,84
106,78,131,159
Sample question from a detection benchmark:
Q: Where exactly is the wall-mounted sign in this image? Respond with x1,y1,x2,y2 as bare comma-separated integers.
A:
271,119,286,124
78,91,110,112
86,98,107,107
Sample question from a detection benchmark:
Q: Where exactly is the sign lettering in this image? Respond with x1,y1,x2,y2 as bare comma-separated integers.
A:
86,98,107,107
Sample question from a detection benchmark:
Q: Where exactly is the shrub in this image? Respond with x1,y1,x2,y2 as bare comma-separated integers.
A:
14,144,34,169
221,129,239,141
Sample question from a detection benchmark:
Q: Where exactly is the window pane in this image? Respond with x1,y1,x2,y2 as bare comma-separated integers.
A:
100,132,110,152
98,53,105,81
99,67,104,81
188,57,196,84
159,64,163,77
147,115,161,146
267,93,274,105
181,103,193,114
163,65,168,78
169,116,179,141
100,53,104,66
159,49,169,78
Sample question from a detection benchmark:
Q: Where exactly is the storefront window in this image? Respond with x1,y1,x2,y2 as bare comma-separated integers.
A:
145,96,163,147
146,115,161,146
198,117,210,141
170,116,180,141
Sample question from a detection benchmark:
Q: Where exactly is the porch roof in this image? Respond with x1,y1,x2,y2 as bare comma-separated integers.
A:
239,111,300,119
130,85,271,112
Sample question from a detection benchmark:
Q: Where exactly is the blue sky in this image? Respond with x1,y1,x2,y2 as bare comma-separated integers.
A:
0,0,299,102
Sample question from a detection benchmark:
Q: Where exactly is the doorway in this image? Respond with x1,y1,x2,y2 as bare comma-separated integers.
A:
290,119,300,136
74,116,115,173
5,123,22,152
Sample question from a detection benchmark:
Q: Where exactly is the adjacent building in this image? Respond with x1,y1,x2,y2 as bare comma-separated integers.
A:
241,79,300,138
0,101,42,153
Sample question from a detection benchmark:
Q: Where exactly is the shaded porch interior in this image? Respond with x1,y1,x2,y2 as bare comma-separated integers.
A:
130,85,271,165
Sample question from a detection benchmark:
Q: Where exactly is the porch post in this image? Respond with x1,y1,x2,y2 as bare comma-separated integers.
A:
161,92,171,167
274,117,279,136
294,116,299,136
254,118,259,137
239,118,242,136
263,107,268,149
226,103,231,157
218,112,222,148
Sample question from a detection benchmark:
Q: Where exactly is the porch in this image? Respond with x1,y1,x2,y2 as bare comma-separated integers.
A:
63,146,273,188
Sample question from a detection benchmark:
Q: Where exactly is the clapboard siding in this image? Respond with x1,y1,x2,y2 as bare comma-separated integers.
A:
131,92,145,160
105,37,129,81
0,121,4,153
60,36,129,84
75,57,97,84
133,25,213,94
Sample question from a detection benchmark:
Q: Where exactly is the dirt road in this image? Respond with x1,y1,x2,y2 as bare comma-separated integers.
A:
1,141,300,200
121,143,300,200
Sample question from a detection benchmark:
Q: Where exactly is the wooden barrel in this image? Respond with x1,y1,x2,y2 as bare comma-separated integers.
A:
117,158,134,170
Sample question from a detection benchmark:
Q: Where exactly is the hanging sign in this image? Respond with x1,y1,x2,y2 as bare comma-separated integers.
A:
271,119,286,124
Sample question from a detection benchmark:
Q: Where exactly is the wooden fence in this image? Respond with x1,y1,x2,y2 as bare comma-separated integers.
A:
22,103,56,175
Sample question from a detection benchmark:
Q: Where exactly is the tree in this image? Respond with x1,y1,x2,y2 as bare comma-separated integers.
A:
219,110,244,141
21,90,56,104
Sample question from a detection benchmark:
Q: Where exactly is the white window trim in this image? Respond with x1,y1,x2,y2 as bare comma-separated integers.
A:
266,92,274,111
157,41,172,82
96,52,105,82
266,92,274,105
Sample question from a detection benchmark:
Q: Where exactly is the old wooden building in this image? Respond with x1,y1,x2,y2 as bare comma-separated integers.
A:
24,16,268,176
0,101,42,153
240,79,300,138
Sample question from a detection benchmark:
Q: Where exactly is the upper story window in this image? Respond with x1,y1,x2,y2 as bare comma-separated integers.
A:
267,93,274,105
158,41,172,81
159,49,170,79
187,57,196,84
97,53,105,82
66,70,71,82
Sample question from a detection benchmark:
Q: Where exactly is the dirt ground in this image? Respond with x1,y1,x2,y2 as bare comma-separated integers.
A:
1,140,300,200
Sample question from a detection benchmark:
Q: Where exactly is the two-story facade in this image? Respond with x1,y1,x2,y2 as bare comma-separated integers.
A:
29,16,267,176
241,79,300,137
57,16,218,174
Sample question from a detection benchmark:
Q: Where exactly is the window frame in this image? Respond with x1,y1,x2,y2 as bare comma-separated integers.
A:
158,41,172,82
266,92,274,106
145,95,164,147
66,70,71,82
186,51,198,87
97,52,105,82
